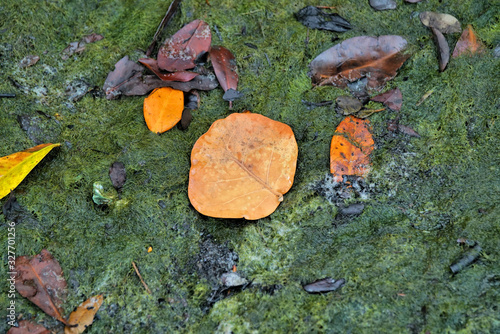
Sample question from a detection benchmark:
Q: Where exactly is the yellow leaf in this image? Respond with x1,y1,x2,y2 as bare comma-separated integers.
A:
0,143,60,200
64,294,104,334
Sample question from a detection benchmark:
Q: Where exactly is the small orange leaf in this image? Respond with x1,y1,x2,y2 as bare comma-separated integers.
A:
64,295,104,334
330,116,374,182
143,87,184,134
0,143,60,200
188,112,298,220
452,25,485,58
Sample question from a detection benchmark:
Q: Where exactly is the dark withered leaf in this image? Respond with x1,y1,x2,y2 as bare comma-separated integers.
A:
158,20,211,72
309,35,411,90
369,0,397,11
222,88,243,101
303,277,345,293
431,27,450,72
371,87,402,111
103,56,145,100
142,74,218,93
398,124,421,137
179,108,192,130
210,45,238,92
405,0,423,3
7,320,50,334
138,58,199,82
295,6,351,32
109,162,126,190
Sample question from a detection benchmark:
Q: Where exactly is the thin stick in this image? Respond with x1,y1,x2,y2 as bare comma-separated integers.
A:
146,0,183,57
132,261,152,294
0,93,16,98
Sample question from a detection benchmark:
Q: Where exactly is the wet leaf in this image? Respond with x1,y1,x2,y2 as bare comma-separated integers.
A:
353,107,385,119
309,35,410,90
138,58,199,82
335,96,363,115
330,116,374,182
19,55,40,68
0,143,60,200
64,295,104,334
143,87,184,134
158,20,211,72
420,11,461,34
7,320,50,334
14,249,67,324
109,162,126,190
61,33,103,60
139,74,218,93
188,113,298,220
303,278,345,293
295,6,351,32
431,27,450,72
103,56,145,100
405,0,422,3
369,0,397,11
371,87,402,111
452,25,485,58
398,124,421,137
210,45,238,92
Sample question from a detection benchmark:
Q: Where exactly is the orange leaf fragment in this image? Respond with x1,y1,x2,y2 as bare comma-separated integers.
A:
330,116,374,182
14,249,67,324
188,113,298,220
452,25,485,58
64,295,104,334
143,87,184,134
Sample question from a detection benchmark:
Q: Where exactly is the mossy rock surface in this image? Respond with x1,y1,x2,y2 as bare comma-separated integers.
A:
1,0,499,333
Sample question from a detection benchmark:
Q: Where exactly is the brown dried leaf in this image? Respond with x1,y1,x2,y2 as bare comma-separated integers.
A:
103,56,145,100
7,320,50,334
209,45,238,92
309,35,410,90
138,58,199,82
19,55,40,68
188,113,298,220
64,295,104,334
158,20,211,72
15,249,67,324
398,124,420,137
452,25,485,58
371,87,402,111
431,27,450,72
420,11,461,34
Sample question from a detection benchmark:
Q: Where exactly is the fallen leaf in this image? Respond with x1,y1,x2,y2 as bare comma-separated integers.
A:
139,74,218,93
64,295,104,334
109,162,126,190
303,278,345,293
14,249,67,324
188,113,298,220
452,25,485,58
335,96,363,115
103,56,145,100
371,87,402,111
19,55,40,68
138,58,199,82
295,6,351,32
0,143,60,200
61,34,103,60
81,33,104,44
369,0,397,11
143,87,184,134
210,45,239,94
398,124,421,137
420,11,461,34
7,320,50,334
405,0,422,3
158,20,211,72
330,116,374,182
309,35,410,90
431,27,450,72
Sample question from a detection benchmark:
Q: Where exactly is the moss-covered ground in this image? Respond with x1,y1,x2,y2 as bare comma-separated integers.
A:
1,0,499,333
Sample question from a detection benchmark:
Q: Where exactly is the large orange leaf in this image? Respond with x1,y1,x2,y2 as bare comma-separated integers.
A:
309,35,410,90
14,249,67,324
330,116,374,182
143,87,184,134
64,295,104,334
188,113,298,220
0,143,60,200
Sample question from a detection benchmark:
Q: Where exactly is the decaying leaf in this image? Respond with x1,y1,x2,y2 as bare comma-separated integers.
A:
19,55,40,68
188,113,298,220
138,58,199,82
0,143,60,200
371,87,402,111
143,87,184,134
14,249,67,324
7,320,50,334
103,56,145,100
61,33,104,60
431,27,450,72
158,20,211,72
309,35,410,90
64,295,104,334
109,162,126,190
452,25,485,58
210,45,238,92
405,0,422,3
330,116,374,182
335,96,363,115
303,278,345,293
420,11,461,34
295,6,351,32
369,0,397,11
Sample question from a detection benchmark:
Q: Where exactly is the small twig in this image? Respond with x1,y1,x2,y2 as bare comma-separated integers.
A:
132,261,152,294
0,93,16,98
146,0,183,57
416,88,434,106
213,25,223,42
316,6,336,9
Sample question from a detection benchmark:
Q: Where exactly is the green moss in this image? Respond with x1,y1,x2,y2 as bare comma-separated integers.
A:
1,0,499,333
